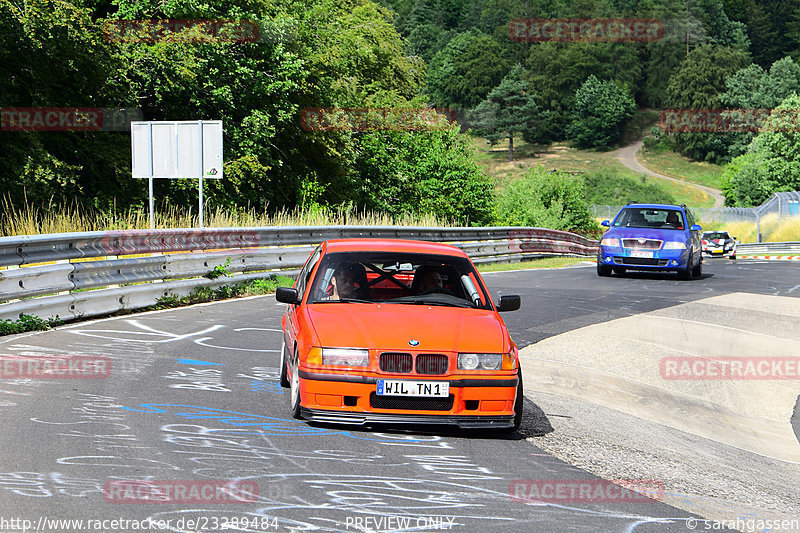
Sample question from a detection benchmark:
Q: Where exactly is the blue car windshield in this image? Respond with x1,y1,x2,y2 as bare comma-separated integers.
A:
614,208,685,230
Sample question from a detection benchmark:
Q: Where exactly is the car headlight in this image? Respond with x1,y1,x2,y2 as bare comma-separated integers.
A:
662,241,686,249
458,352,515,370
321,348,369,366
600,237,620,247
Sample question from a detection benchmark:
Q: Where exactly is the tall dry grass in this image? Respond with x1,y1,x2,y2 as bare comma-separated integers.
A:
697,213,800,243
0,198,454,237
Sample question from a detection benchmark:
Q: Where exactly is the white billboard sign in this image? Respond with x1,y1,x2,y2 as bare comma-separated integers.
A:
131,120,222,179
131,120,223,228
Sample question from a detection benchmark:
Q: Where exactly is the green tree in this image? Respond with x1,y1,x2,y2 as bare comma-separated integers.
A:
496,167,595,232
567,75,636,149
469,66,539,161
722,93,800,206
425,29,510,109
0,0,136,210
352,125,496,225
719,56,800,157
524,41,642,142
664,44,750,162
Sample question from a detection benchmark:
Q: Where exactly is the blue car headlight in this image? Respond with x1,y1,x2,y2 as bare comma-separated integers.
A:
662,241,686,250
600,237,620,247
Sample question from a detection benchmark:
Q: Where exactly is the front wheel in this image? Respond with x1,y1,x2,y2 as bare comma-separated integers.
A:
597,263,612,277
498,369,524,434
692,257,703,277
289,350,302,419
512,369,524,432
678,249,694,280
279,339,290,387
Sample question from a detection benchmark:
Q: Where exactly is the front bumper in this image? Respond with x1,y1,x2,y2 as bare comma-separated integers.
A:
703,246,734,256
296,369,519,423
300,408,515,429
598,247,689,270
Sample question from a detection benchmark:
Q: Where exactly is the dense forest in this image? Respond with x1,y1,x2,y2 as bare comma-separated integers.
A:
1,0,799,231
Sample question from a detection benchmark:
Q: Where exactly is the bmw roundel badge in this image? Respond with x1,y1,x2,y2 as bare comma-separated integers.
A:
408,339,420,347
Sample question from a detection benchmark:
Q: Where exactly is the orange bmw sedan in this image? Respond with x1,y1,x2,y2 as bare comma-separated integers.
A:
276,239,523,431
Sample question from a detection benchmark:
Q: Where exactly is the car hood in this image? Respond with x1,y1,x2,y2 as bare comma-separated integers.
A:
305,304,508,353
605,227,686,240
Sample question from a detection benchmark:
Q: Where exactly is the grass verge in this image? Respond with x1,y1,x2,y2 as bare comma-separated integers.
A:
151,275,295,310
478,256,590,272
472,136,712,208
638,149,725,190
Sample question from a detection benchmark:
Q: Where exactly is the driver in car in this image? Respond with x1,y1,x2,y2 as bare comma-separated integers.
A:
413,266,444,294
330,264,358,300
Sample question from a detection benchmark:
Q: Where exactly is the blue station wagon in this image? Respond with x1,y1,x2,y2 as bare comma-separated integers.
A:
597,203,703,280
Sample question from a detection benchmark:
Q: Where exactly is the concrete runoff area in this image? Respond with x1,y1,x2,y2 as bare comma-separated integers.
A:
520,291,800,527
520,292,800,462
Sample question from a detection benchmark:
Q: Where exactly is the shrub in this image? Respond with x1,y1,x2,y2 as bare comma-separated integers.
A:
496,166,596,232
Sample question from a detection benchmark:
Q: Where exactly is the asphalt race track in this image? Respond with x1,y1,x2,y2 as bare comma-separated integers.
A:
0,258,797,532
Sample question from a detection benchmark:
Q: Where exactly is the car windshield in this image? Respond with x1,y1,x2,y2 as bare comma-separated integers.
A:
703,232,730,239
614,208,685,229
307,251,492,309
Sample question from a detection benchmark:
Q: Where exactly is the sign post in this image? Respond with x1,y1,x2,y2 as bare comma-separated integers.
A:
131,120,223,228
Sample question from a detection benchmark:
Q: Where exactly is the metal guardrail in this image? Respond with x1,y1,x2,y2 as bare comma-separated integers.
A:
0,226,599,323
735,242,800,255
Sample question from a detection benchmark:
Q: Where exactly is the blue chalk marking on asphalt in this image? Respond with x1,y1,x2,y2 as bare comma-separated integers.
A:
250,381,285,394
120,403,424,442
176,358,225,366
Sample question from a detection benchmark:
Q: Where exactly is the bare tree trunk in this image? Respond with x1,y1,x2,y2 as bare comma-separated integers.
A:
508,136,514,162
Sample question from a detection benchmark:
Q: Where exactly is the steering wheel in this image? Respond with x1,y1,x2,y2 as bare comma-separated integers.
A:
419,286,457,297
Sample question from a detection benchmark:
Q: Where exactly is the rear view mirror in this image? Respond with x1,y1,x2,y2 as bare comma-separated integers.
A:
691,224,702,231
276,287,299,305
497,295,521,312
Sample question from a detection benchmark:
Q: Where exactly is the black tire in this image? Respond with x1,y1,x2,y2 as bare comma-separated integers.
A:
612,267,626,275
597,263,612,277
289,349,302,419
279,339,290,388
692,257,703,277
678,249,694,280
512,369,524,431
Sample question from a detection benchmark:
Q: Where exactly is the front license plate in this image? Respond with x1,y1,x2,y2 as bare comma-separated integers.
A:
630,250,653,258
376,380,449,397
712,249,724,254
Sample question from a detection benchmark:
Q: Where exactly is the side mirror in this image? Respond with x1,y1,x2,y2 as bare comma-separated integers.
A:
690,224,702,232
497,295,521,312
733,236,738,240
276,287,299,305
601,220,610,227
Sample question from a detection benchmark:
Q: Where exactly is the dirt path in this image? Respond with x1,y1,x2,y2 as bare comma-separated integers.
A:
614,140,724,207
